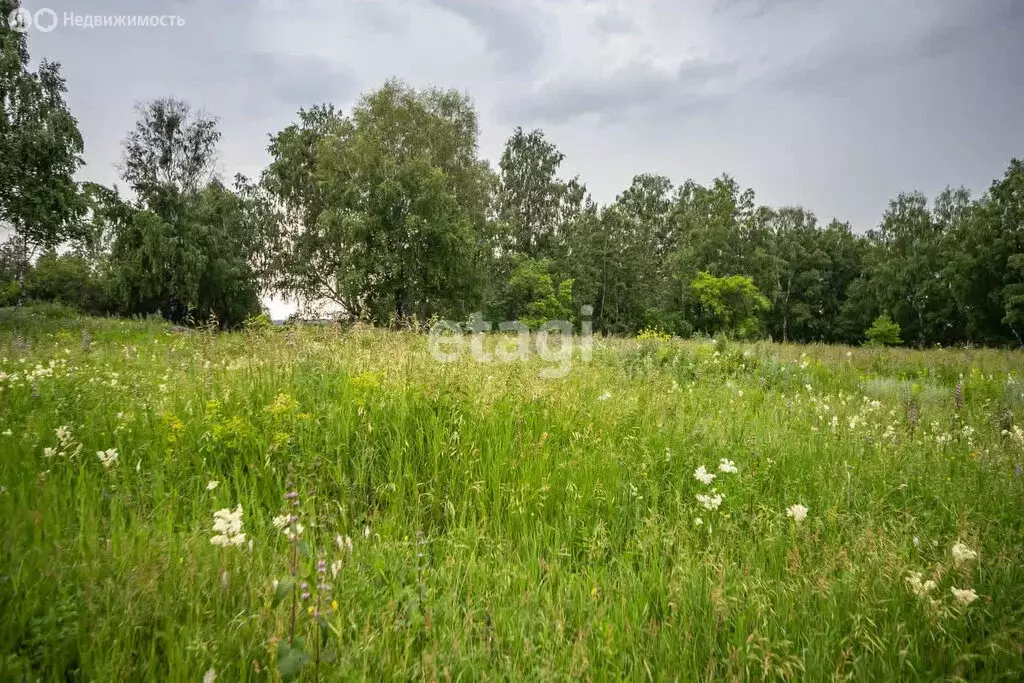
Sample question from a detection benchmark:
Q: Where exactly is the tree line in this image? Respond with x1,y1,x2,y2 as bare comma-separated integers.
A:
2,2,1023,344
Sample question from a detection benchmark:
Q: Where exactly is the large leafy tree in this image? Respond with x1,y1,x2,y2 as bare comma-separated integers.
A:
103,99,263,326
0,0,84,266
488,127,586,322
764,206,829,342
494,127,585,260
871,191,961,345
120,98,221,215
263,80,494,322
981,161,1024,343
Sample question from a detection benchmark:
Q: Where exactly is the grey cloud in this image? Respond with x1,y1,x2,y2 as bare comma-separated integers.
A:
423,0,545,72
714,0,822,19
591,10,636,35
231,53,356,111
500,59,738,125
774,3,1024,94
348,0,408,35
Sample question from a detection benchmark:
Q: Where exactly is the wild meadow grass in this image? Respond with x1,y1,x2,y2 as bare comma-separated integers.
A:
2,304,1024,680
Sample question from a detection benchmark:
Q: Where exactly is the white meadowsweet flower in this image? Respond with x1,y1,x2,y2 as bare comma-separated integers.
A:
786,504,808,524
2,429,11,436
696,490,724,511
206,480,219,490
694,517,703,527
693,465,716,485
97,448,118,468
210,505,245,547
905,571,937,597
951,542,977,566
951,586,979,606
43,447,56,458
718,458,738,474
598,391,611,401
203,669,216,683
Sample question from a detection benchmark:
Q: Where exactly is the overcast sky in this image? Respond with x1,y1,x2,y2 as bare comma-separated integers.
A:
18,0,1024,313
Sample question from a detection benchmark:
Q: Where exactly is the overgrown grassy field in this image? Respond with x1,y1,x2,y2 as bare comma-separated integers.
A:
2,305,1024,681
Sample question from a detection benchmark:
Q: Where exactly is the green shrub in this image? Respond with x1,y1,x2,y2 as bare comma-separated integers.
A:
865,313,903,346
24,251,109,315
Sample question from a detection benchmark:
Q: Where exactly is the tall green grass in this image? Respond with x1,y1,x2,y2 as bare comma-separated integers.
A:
1,305,1023,680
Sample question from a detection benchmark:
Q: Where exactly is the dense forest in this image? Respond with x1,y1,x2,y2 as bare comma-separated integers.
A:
2,0,1023,346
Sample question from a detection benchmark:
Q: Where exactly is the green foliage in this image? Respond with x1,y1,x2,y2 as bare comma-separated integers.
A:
93,100,264,328
244,311,274,329
262,80,494,323
276,639,310,679
689,271,770,338
24,251,108,314
502,257,573,328
494,127,585,259
105,183,263,328
0,0,85,254
865,313,904,346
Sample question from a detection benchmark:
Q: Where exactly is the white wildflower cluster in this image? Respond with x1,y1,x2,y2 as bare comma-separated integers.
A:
786,504,808,524
206,480,219,490
930,421,953,446
906,543,981,610
1,358,70,392
951,542,978,566
96,448,118,468
960,425,976,446
950,587,979,606
210,505,246,546
597,391,612,401
45,425,82,459
1003,425,1024,449
696,491,724,511
882,424,899,444
905,571,937,597
330,534,355,576
272,513,304,541
693,465,715,485
692,457,734,512
809,392,889,437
